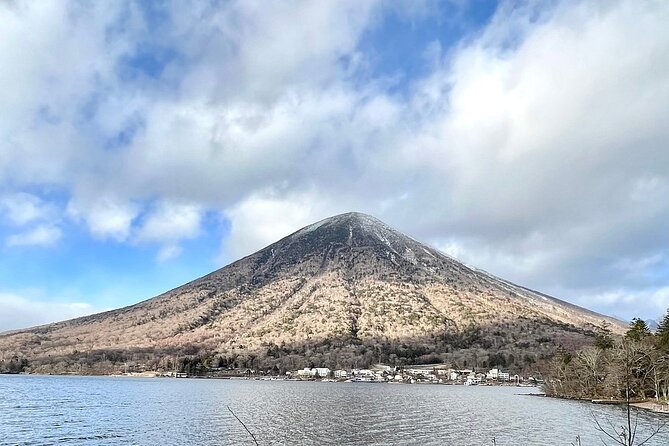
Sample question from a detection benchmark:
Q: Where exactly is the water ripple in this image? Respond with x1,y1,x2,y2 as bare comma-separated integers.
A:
1,375,669,445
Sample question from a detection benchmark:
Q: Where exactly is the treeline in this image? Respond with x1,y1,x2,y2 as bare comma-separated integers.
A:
6,316,584,376
543,313,669,400
176,327,549,376
12,327,549,376
17,346,196,375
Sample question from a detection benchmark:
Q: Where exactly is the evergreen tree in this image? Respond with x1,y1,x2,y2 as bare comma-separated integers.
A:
656,309,669,350
594,321,614,350
625,318,651,342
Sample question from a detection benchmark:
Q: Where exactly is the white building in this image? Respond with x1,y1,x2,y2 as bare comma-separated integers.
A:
296,367,331,378
406,368,432,377
486,368,510,381
450,369,472,381
313,367,331,377
334,370,348,378
465,374,482,385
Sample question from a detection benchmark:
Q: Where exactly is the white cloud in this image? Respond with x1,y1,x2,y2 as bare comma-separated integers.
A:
0,192,62,248
401,1,669,286
0,1,131,186
135,201,203,260
0,0,667,319
136,202,202,243
0,192,55,226
170,0,380,102
0,292,99,332
221,190,342,262
156,244,183,262
124,2,669,318
5,224,61,247
572,287,669,322
67,197,139,241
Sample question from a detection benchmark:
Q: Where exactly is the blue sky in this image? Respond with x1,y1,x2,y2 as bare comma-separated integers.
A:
1,0,668,331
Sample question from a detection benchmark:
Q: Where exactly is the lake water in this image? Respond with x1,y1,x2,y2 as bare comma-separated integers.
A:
1,375,668,445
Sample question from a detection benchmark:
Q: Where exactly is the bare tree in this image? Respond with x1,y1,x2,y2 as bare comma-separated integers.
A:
579,347,606,397
592,341,665,446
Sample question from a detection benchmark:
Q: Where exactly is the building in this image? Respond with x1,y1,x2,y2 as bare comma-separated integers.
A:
406,368,432,377
334,370,348,379
296,367,331,378
465,374,482,385
449,369,472,381
297,368,313,377
313,367,331,377
486,368,511,381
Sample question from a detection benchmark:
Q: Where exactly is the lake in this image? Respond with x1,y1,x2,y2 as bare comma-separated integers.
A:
1,375,668,445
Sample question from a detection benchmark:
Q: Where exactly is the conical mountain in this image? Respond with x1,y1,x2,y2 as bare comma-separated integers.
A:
0,212,625,374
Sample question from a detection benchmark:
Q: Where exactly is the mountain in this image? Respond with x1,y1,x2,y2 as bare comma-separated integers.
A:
0,212,626,374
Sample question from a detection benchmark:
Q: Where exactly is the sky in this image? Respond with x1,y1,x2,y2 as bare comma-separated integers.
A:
0,0,667,332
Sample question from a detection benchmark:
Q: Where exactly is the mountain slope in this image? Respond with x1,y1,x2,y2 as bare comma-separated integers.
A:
0,212,626,374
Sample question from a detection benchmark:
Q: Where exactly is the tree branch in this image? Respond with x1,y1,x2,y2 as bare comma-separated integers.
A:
228,405,260,445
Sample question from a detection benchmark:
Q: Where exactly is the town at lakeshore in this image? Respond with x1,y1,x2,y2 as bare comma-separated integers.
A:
111,364,539,386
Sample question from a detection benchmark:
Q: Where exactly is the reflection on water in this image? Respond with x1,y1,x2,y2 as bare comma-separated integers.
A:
1,375,668,445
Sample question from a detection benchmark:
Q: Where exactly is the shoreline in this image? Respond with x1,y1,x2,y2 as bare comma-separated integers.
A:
2,372,538,388
630,401,669,415
536,393,669,415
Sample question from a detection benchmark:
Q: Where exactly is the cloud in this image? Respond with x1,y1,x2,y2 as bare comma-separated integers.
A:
135,201,202,260
0,192,62,247
573,287,669,322
0,0,667,319
135,202,202,242
0,1,131,186
0,192,55,226
0,292,99,332
5,224,62,247
168,0,380,102
397,0,669,294
221,190,343,261
156,244,183,262
214,1,668,299
67,197,139,241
